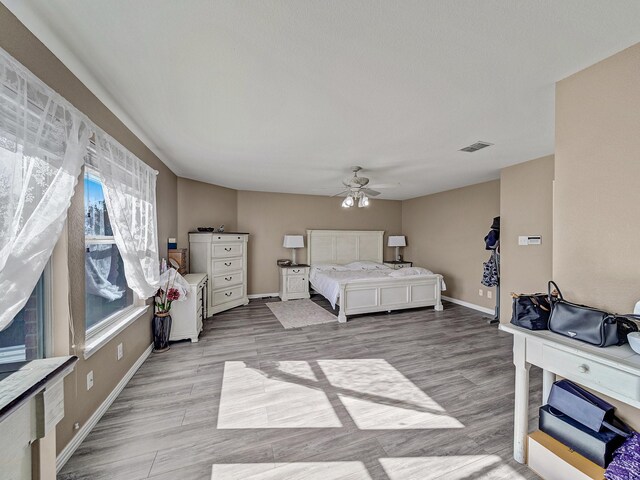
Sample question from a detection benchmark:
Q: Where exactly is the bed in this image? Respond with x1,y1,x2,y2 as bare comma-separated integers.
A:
306,230,444,322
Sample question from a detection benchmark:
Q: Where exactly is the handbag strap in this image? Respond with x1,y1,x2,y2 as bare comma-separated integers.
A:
603,419,632,438
548,280,563,302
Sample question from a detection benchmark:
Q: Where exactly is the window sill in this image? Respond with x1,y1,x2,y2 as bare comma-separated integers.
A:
83,305,149,360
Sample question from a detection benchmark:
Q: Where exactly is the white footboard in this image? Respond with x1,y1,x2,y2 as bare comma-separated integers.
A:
336,275,443,322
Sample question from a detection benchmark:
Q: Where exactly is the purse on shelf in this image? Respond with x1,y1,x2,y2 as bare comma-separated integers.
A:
547,281,639,347
510,292,552,330
548,380,631,436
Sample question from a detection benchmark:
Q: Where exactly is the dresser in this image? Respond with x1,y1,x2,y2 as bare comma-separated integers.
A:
169,273,208,342
278,265,310,301
383,260,413,269
189,233,249,315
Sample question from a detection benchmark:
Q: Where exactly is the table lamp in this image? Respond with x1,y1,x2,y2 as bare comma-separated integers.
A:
388,235,406,261
283,235,304,265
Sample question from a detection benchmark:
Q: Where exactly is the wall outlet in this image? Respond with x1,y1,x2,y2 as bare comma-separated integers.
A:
487,290,493,299
117,343,123,360
86,371,94,391
478,289,484,297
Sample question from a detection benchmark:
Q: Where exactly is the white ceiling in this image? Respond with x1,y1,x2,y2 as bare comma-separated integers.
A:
5,1,640,200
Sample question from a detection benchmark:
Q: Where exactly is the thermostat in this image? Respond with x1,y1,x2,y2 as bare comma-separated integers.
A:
518,235,542,246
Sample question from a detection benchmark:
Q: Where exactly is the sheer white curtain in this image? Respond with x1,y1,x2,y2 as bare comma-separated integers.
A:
91,131,160,299
0,48,90,331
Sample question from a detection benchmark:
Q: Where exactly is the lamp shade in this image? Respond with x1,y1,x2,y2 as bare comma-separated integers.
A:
387,235,406,247
283,235,304,248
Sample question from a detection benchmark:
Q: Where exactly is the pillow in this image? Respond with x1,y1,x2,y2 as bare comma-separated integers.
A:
389,267,434,277
345,261,389,270
312,264,348,272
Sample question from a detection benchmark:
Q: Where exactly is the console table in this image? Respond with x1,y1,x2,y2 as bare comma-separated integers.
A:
499,323,640,464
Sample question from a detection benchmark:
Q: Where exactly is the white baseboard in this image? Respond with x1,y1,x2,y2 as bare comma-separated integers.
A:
441,295,495,316
56,343,153,472
247,293,279,299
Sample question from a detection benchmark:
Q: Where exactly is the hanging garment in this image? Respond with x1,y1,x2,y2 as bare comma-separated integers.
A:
484,229,500,250
482,253,499,287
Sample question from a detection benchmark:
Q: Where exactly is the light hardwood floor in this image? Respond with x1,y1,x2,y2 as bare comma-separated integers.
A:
59,298,542,480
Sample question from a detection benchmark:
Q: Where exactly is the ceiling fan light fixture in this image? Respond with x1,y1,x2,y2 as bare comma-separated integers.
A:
358,194,369,208
342,196,354,208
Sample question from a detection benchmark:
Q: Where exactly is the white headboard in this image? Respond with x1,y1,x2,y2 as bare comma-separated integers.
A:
306,230,384,265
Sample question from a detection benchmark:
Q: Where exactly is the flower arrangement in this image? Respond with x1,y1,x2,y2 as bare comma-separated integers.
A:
155,276,182,314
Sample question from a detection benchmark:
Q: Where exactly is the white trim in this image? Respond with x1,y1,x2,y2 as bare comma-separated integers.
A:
441,295,495,315
83,306,149,359
247,293,279,300
56,343,153,472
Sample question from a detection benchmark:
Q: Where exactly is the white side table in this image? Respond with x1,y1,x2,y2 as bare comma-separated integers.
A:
278,265,310,301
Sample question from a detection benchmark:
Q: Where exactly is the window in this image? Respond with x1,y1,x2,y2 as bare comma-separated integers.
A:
0,269,49,365
84,168,134,337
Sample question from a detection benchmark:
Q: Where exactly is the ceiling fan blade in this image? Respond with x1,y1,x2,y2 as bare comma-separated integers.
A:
367,183,399,189
331,190,350,197
362,188,381,197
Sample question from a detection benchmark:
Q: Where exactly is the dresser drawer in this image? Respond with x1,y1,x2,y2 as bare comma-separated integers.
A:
542,345,640,400
213,286,244,306
213,258,243,273
212,243,243,258
212,271,244,289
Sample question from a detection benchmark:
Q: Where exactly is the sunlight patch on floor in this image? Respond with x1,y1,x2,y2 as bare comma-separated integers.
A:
379,456,527,480
318,359,464,429
211,461,372,480
217,361,342,429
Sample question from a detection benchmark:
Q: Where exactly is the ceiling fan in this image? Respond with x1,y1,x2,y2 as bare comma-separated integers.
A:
333,166,396,208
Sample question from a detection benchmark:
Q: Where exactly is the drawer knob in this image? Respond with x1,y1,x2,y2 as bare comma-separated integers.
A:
293,269,300,273
578,364,589,373
224,247,232,252
225,262,231,266
225,277,232,281
225,292,233,297
398,265,404,268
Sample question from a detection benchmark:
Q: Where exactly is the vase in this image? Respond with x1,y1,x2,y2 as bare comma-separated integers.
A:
152,311,172,353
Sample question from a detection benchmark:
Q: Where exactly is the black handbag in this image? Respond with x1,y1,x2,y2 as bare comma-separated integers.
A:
539,404,626,467
510,292,551,330
548,380,631,436
547,281,639,347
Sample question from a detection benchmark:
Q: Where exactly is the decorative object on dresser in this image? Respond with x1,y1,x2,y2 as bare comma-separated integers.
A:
387,235,406,261
283,234,304,265
278,264,310,301
168,248,187,275
169,273,208,343
383,260,412,270
189,232,249,315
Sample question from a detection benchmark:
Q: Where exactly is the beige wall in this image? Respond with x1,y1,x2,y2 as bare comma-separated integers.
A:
554,43,640,312
177,178,238,248
499,155,554,322
0,5,178,454
236,191,402,294
555,43,640,429
402,180,500,310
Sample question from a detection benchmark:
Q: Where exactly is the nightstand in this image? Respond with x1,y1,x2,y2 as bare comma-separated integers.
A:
383,261,413,270
278,264,310,301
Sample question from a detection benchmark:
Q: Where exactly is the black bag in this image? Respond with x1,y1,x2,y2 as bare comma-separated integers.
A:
548,380,631,436
510,292,551,330
547,281,639,347
539,404,626,467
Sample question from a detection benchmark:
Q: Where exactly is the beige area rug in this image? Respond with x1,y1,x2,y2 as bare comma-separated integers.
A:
266,299,337,329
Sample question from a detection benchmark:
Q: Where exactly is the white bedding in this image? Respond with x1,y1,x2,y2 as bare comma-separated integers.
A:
310,263,445,308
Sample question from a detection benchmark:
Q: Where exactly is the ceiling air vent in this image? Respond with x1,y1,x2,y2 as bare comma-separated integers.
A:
459,141,493,152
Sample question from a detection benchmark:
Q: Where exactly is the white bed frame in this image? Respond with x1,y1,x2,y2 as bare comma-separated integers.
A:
306,229,443,322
